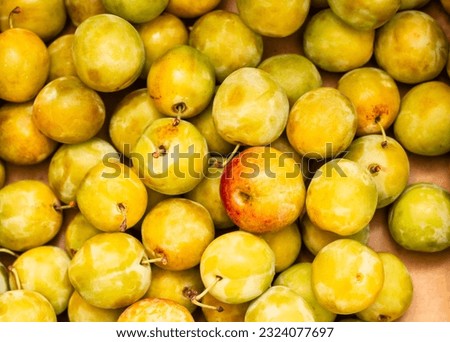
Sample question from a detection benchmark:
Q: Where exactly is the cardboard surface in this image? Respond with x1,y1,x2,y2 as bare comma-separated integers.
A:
1,0,449,322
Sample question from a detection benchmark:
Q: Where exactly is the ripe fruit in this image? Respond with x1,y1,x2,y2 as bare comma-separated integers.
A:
258,53,322,107
141,198,215,270
374,10,448,84
0,159,6,189
245,285,315,322
337,67,400,136
137,12,188,78
76,161,148,232
328,0,401,30
286,87,357,159
102,0,168,24
311,239,384,315
48,137,120,204
47,34,78,82
68,232,151,309
274,263,337,322
303,9,374,72
32,76,106,144
388,182,450,252
0,102,58,165
189,10,263,83
131,117,209,195
117,297,195,322
399,0,431,10
0,180,63,252
0,289,57,322
201,292,249,322
301,214,370,256
166,0,221,18
199,230,275,304
220,146,305,234
236,0,310,37
147,44,215,118
0,27,49,102
0,0,67,42
356,252,413,322
64,212,103,257
393,81,450,156
108,88,165,157
9,245,73,314
345,135,410,208
72,13,145,92
258,222,302,273
65,0,106,26
306,159,378,236
212,67,289,146
67,291,123,322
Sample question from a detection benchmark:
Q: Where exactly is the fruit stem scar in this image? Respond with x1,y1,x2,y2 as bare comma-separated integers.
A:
8,6,21,29
369,163,381,174
118,203,127,231
8,266,22,290
172,117,181,126
152,145,167,158
53,201,77,211
172,102,187,115
222,144,241,168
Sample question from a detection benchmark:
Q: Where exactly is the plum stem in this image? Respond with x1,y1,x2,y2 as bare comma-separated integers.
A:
222,144,241,168
183,287,223,312
118,203,127,231
53,201,77,211
152,145,167,158
8,6,21,29
8,266,22,290
0,248,19,258
141,253,168,266
376,121,388,148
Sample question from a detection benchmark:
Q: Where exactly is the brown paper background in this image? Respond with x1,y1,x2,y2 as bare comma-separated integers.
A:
1,0,449,322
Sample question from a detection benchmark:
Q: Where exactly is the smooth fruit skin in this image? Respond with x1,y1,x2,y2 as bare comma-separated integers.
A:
67,291,123,322
32,76,106,144
102,0,168,24
9,245,73,315
109,88,165,157
245,285,316,322
328,0,401,30
345,135,410,208
189,10,263,83
131,118,209,195
0,0,67,42
311,239,385,315
0,290,57,322
286,87,357,159
306,159,378,236
117,297,195,322
72,14,145,92
200,230,276,304
274,263,337,322
48,137,120,204
47,34,78,82
147,45,216,118
64,212,103,257
166,0,221,18
303,9,374,73
212,67,289,146
393,81,450,156
374,11,448,84
65,0,106,26
337,67,400,136
0,28,49,103
357,252,413,322
399,0,431,10
76,161,148,232
388,182,450,252
0,102,58,165
220,146,305,234
68,232,151,309
0,180,62,252
201,292,250,322
236,0,310,37
141,198,215,271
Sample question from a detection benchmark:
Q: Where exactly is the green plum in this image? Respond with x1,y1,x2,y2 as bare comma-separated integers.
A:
189,10,263,83
388,182,450,252
68,232,151,309
65,0,106,26
166,0,221,18
64,212,103,257
274,263,337,322
303,9,374,72
393,81,450,156
9,245,73,314
258,53,322,108
399,0,430,10
357,252,413,322
102,0,168,24
245,285,315,322
0,289,57,322
72,13,145,92
47,34,78,82
345,135,410,208
0,180,63,252
374,10,448,84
